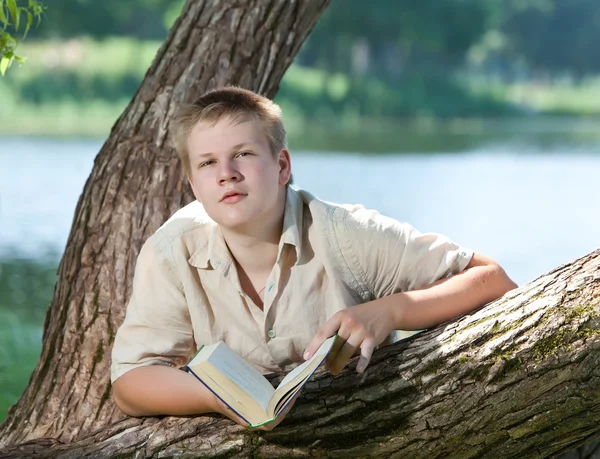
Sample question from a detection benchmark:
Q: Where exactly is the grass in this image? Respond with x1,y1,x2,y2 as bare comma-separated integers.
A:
0,255,58,423
0,38,157,137
3,38,600,139
0,311,43,421
467,75,600,116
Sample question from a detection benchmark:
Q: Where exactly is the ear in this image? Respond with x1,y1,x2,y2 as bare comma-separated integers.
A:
277,149,292,186
187,174,202,203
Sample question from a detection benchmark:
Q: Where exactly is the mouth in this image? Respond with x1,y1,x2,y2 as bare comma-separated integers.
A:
220,191,247,203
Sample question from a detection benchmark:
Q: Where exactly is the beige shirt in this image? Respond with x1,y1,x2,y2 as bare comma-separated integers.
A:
111,188,473,382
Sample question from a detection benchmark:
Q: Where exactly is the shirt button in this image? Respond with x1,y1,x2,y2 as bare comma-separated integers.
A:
267,328,276,339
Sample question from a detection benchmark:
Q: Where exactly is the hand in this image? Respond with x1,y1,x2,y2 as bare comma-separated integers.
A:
257,390,301,431
303,300,396,374
211,390,301,431
212,396,251,428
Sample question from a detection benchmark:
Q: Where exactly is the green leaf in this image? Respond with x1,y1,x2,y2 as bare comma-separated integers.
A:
24,11,32,38
1,31,16,51
0,0,45,74
29,0,44,18
13,5,19,29
0,54,11,76
0,2,8,27
6,0,17,30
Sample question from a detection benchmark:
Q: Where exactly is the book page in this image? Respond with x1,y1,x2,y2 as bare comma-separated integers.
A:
277,355,315,389
274,380,303,414
278,336,336,388
208,343,275,412
267,336,338,416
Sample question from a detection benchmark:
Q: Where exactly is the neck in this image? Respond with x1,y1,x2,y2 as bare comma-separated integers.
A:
220,189,287,273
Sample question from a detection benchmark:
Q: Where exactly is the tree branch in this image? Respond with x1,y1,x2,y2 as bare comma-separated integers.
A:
1,249,598,458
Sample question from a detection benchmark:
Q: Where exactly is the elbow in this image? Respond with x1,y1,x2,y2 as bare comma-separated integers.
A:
112,390,136,417
112,380,145,417
466,253,517,297
488,262,518,297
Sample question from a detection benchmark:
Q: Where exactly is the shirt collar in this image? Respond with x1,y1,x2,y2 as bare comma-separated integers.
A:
189,223,232,273
188,187,304,270
279,187,303,265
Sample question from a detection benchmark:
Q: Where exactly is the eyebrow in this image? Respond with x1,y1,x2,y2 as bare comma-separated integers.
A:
195,142,257,158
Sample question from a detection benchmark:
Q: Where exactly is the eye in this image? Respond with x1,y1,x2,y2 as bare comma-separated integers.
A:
199,159,215,168
236,151,252,158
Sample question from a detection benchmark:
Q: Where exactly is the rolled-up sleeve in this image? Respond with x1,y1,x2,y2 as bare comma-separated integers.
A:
335,206,473,298
110,234,194,383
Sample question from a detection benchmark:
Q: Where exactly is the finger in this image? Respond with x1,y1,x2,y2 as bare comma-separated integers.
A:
324,334,346,370
327,340,357,375
217,401,250,428
260,413,285,431
284,390,302,411
327,327,363,375
260,391,302,431
280,395,298,417
228,411,250,428
355,338,376,373
259,423,276,431
304,314,342,360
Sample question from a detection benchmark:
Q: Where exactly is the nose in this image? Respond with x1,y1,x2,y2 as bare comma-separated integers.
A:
217,159,241,184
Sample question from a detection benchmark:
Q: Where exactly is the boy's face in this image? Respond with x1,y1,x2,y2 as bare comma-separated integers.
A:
186,116,291,231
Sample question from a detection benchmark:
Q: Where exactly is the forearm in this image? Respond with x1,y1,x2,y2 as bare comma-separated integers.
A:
112,365,218,417
381,263,517,331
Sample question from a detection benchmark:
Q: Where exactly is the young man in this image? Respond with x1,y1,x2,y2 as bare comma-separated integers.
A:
111,87,517,428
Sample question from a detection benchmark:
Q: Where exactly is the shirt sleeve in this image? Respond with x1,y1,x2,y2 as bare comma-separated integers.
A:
110,233,195,383
334,206,474,299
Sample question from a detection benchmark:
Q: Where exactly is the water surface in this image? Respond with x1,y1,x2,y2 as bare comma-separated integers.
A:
1,135,599,285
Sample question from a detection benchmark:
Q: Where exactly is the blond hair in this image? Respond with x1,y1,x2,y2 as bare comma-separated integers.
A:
171,87,288,176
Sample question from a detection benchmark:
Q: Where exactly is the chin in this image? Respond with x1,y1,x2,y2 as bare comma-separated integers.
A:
215,212,256,230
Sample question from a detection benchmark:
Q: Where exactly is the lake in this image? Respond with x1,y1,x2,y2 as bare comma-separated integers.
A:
0,134,599,286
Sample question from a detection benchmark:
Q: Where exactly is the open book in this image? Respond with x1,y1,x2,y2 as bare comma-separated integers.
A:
186,335,338,427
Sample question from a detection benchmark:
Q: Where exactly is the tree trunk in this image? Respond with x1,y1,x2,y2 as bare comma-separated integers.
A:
1,248,599,458
2,1,600,458
560,440,600,459
0,0,330,447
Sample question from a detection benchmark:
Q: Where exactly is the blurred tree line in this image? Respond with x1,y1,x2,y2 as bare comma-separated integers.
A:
28,0,600,80
2,0,598,129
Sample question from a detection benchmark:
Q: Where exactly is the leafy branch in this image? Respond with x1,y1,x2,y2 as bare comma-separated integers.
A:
0,0,45,76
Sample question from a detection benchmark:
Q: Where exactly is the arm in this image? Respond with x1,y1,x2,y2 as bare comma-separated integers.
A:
113,366,297,430
304,253,517,374
111,237,237,420
386,252,517,331
112,366,220,417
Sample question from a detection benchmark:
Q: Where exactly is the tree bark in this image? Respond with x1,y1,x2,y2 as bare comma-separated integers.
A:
0,0,330,447
1,248,599,458
560,440,600,459
2,1,600,458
